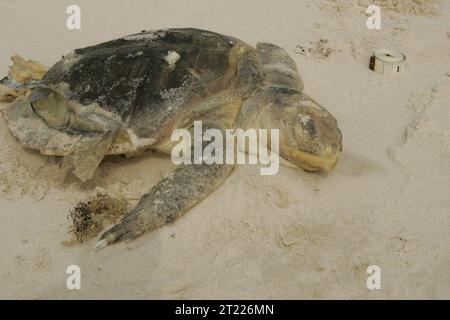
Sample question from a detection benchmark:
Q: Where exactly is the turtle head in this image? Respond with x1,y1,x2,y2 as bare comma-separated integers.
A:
240,86,342,172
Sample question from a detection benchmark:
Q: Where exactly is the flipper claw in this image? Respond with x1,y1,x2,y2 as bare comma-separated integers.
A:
93,238,109,250
93,217,139,249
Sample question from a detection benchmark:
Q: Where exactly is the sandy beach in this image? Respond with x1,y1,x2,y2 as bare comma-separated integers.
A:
0,0,449,299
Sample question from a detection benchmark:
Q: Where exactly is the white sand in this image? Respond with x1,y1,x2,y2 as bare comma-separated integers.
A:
0,0,449,299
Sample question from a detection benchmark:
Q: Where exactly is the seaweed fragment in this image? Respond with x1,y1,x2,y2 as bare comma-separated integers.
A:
68,191,128,242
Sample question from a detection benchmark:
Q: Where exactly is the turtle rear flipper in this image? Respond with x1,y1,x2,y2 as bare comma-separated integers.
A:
2,97,115,181
2,83,122,181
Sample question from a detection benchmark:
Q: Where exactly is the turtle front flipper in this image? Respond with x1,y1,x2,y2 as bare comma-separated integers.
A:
94,87,242,248
94,162,234,249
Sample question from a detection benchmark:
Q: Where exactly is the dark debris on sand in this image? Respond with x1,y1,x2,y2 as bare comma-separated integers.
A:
68,192,129,242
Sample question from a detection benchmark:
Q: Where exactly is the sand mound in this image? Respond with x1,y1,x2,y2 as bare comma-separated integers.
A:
358,0,442,16
320,0,442,16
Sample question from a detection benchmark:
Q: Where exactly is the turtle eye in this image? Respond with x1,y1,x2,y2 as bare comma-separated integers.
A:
296,114,318,139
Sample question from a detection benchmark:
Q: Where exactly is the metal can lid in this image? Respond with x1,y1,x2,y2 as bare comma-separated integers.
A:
373,49,406,63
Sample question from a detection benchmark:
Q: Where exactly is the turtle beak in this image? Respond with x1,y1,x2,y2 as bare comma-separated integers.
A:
283,147,341,172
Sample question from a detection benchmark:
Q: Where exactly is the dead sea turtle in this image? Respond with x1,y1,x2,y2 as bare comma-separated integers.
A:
0,28,342,248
